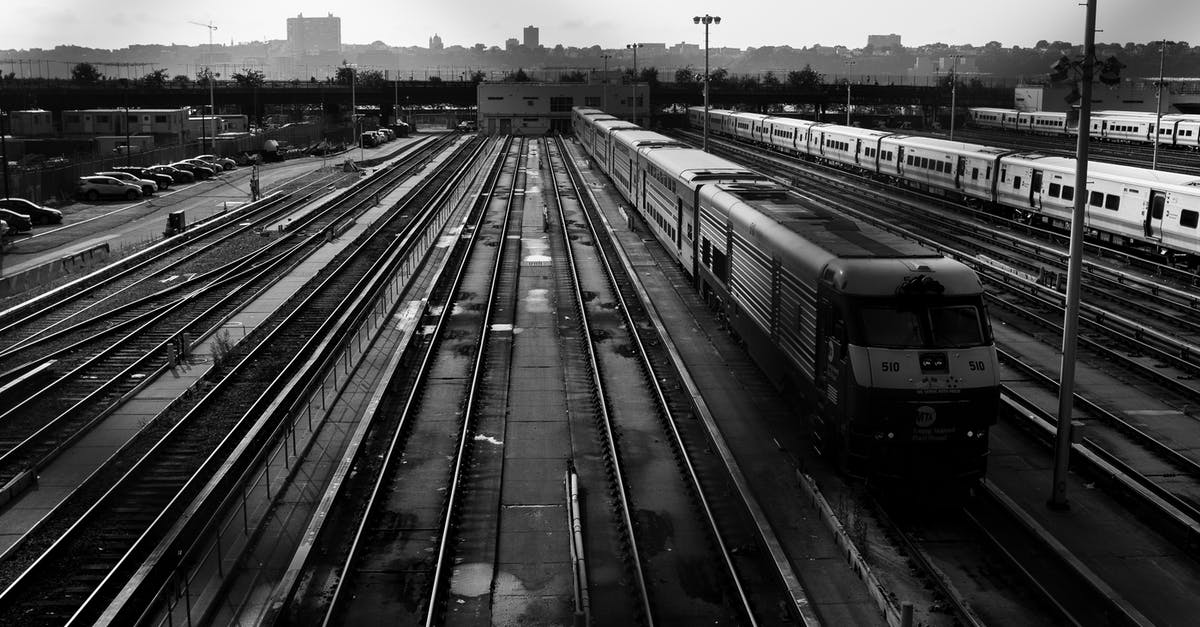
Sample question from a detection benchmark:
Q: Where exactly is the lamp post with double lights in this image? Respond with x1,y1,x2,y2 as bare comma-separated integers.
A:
189,20,218,153
600,53,612,111
1153,40,1167,170
844,59,855,126
693,14,720,152
626,43,642,125
948,55,961,140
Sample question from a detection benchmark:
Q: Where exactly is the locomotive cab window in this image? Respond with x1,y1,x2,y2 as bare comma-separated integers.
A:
1181,210,1199,229
854,300,988,349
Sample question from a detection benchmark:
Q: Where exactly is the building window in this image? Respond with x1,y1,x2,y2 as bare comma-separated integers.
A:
155,115,168,123
550,96,573,112
584,96,601,107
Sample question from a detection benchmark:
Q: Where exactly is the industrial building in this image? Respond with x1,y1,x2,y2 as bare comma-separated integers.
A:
476,82,649,135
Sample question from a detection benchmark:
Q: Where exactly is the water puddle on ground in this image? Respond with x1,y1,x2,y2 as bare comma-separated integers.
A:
450,563,526,598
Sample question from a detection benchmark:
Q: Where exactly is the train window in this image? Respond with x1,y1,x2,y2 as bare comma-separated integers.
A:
986,166,992,180
928,306,985,347
1000,168,1007,182
858,308,923,348
906,155,914,166
1049,183,1061,197
972,167,980,181
920,157,929,169
1062,186,1074,201
702,239,711,266
1181,210,1199,229
1013,176,1022,190
1104,194,1120,210
1089,191,1104,207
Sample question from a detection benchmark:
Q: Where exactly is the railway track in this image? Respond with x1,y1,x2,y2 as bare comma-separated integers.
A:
273,134,812,626
0,137,456,511
0,136,484,625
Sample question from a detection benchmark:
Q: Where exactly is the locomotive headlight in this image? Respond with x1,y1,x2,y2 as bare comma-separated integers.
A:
967,430,974,438
887,432,895,439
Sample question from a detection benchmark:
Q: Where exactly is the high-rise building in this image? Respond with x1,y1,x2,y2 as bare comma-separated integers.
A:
505,38,520,51
523,25,539,49
287,13,341,56
429,33,444,50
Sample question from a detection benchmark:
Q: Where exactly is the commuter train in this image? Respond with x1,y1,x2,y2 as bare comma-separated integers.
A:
689,106,1200,263
574,107,1001,486
968,107,1200,149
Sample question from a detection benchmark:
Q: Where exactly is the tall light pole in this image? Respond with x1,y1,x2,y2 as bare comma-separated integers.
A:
844,59,856,126
693,14,720,152
1050,0,1098,511
1153,40,1166,170
347,64,362,161
600,53,612,111
189,20,217,153
626,43,643,125
949,55,961,140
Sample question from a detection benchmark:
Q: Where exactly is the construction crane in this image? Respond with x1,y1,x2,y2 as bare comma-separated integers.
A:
189,20,218,152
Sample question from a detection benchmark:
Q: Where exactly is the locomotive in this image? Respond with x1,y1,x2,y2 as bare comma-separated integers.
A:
574,107,1001,485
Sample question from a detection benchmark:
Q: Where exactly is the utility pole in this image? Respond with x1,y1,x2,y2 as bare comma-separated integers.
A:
845,59,856,126
1050,0,1098,511
949,55,961,140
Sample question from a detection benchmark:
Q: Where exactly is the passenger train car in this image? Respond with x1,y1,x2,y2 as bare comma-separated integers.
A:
968,107,1200,149
575,107,1001,486
693,107,1200,263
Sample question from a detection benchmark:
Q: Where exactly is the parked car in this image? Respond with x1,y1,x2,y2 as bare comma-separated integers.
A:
0,208,33,233
95,171,157,196
196,154,236,170
112,166,173,190
0,197,62,225
76,175,143,201
148,164,194,184
181,159,222,177
170,161,217,180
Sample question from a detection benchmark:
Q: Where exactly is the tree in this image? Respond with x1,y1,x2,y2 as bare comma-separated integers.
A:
196,67,216,85
708,67,730,88
71,62,103,82
510,68,530,82
173,74,191,86
469,70,487,83
231,68,265,87
560,70,587,83
141,68,170,88
638,66,659,87
762,71,781,87
675,66,697,83
786,64,823,89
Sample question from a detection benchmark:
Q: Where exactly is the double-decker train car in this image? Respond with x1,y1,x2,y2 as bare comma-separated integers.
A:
575,106,1001,485
692,106,1200,264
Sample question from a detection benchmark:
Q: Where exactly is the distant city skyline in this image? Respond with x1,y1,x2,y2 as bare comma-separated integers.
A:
2,0,1197,53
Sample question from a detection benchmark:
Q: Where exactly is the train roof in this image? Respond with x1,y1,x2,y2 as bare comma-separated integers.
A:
646,148,762,183
613,129,690,150
595,120,639,132
812,124,893,140
1004,152,1200,187
883,134,1011,156
709,183,981,296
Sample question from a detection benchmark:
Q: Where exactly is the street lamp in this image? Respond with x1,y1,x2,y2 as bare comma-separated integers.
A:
600,53,612,111
189,20,218,153
844,59,856,126
626,43,642,125
693,14,721,152
346,63,362,161
1153,39,1167,170
949,55,961,140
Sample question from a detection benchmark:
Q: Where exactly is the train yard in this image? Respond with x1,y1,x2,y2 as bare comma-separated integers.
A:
0,113,1199,626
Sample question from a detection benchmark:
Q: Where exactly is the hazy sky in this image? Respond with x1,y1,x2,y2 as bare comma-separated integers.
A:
3,0,1195,51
